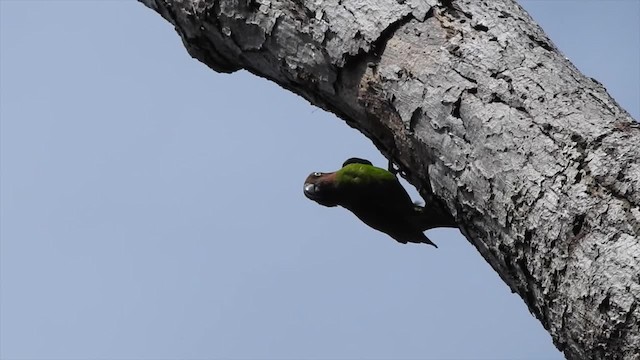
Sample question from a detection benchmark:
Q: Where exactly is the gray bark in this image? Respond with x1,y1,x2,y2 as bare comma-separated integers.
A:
138,0,640,359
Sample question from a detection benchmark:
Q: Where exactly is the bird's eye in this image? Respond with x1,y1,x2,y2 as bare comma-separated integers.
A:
313,172,322,177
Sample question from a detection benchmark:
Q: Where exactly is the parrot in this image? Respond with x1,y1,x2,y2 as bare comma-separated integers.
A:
303,158,456,247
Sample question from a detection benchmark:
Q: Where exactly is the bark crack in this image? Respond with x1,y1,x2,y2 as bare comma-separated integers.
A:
343,11,418,69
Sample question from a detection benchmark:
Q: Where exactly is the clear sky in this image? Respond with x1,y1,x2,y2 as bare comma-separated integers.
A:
0,1,637,359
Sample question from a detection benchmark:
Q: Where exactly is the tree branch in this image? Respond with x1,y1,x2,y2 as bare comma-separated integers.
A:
138,0,640,359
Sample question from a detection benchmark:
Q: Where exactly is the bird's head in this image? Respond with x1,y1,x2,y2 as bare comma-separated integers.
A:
303,171,340,207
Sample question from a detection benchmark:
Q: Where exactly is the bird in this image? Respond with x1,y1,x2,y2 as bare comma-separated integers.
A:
303,158,456,247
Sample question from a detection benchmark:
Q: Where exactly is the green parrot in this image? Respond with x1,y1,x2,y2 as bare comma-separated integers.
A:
303,158,456,247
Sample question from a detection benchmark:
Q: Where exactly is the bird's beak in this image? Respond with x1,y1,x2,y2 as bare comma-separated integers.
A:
303,183,318,199
303,178,338,207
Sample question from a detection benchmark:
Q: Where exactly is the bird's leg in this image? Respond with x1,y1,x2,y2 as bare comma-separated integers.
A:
387,159,399,175
388,159,408,178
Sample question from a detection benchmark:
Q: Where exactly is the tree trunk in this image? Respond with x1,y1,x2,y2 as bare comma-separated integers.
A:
138,0,640,359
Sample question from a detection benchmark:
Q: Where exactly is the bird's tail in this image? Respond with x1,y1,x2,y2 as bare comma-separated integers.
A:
407,233,438,248
411,204,457,231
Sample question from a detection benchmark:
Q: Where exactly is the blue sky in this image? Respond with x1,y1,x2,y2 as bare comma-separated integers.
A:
1,1,638,359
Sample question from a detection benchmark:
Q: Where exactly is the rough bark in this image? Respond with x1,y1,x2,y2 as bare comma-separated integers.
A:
138,0,640,359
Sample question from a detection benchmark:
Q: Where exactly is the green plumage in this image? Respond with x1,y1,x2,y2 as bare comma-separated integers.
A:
304,158,455,247
335,163,397,185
